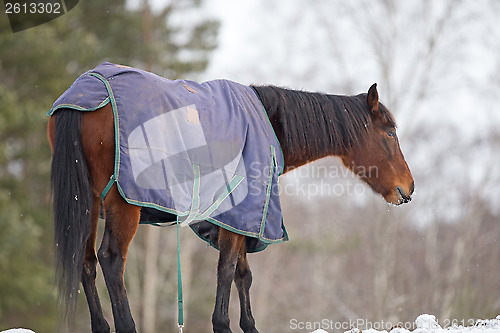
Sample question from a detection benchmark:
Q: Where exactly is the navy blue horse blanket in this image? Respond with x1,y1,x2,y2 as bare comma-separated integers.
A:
48,62,288,252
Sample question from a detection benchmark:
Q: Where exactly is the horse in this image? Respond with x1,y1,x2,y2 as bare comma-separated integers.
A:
47,65,414,333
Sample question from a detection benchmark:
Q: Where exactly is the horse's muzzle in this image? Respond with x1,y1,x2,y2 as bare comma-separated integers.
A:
396,181,414,204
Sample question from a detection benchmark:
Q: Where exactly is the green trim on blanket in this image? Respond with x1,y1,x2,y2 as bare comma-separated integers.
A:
46,97,110,116
188,224,270,253
89,73,121,202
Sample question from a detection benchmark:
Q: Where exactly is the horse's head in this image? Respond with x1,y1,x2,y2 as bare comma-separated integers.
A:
341,84,414,205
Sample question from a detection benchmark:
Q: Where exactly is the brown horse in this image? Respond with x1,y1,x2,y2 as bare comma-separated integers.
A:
48,77,413,333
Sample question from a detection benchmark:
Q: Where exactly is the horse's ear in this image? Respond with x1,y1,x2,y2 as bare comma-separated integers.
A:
367,83,379,114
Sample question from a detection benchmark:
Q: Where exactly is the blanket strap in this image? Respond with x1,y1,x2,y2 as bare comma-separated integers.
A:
180,165,245,226
100,174,116,201
180,164,202,226
195,174,244,221
176,216,184,333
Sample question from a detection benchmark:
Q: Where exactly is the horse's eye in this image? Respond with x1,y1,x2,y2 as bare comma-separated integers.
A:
387,130,396,138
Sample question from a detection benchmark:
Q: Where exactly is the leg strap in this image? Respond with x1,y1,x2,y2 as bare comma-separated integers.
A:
101,174,116,201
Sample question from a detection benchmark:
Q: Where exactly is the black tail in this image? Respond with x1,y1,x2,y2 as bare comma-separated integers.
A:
50,109,92,321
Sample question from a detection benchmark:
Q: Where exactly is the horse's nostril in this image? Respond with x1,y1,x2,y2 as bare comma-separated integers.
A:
410,181,415,196
396,186,412,203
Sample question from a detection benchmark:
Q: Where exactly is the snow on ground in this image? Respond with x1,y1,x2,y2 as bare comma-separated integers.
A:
310,314,500,333
2,315,500,333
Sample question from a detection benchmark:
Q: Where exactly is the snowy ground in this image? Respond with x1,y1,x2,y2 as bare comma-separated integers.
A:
2,315,500,333
311,315,500,333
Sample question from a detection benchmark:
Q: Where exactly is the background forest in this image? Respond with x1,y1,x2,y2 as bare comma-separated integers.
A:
1,0,500,332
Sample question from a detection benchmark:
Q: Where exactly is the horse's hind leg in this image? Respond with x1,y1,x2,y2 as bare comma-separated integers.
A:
235,244,259,333
212,228,245,333
98,191,140,333
81,198,110,333
80,103,138,332
79,105,115,332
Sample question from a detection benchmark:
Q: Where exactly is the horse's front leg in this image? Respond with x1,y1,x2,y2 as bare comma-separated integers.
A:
212,228,245,333
235,245,259,333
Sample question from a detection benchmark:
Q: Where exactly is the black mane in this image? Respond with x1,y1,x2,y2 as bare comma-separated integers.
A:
251,85,395,160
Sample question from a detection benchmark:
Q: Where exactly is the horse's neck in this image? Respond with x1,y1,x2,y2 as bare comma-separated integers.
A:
253,85,362,173
265,98,335,173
